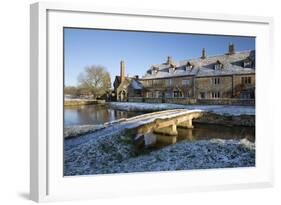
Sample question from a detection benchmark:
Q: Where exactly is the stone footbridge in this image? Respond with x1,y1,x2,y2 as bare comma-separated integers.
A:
64,109,204,148
132,109,203,141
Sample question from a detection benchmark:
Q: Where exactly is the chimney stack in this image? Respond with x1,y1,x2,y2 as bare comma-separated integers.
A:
120,60,125,82
228,43,235,55
201,48,206,59
167,56,173,65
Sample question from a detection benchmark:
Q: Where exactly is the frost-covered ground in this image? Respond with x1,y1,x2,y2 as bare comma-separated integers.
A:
64,124,105,138
64,104,255,176
109,102,255,116
64,129,255,176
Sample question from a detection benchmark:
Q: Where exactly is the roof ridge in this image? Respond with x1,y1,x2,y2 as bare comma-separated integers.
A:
149,49,254,69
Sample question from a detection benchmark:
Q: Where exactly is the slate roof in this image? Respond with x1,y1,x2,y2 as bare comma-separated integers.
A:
114,76,134,90
142,50,255,79
114,76,132,85
129,79,144,90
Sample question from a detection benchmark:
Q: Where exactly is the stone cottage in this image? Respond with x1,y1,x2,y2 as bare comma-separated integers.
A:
114,44,255,104
138,44,255,103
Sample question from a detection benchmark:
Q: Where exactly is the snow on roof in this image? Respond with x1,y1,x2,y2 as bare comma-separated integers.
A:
142,50,255,79
130,79,144,90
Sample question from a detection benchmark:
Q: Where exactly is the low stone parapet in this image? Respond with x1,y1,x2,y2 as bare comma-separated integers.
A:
127,97,255,106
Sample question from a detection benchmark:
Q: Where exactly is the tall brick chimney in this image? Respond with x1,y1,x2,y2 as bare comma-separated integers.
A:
201,48,206,59
120,60,125,83
228,43,235,55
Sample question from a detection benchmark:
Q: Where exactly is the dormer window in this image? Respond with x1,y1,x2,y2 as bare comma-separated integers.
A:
243,58,252,68
169,67,175,73
186,62,194,70
214,60,223,70
152,66,159,75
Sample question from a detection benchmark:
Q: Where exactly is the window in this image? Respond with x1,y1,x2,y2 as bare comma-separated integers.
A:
148,80,153,87
185,90,192,97
212,77,220,85
169,67,175,73
153,79,160,86
241,77,252,84
214,61,223,70
211,92,220,99
248,77,251,84
165,92,172,98
146,92,152,98
173,90,183,98
134,90,141,97
182,79,191,86
155,91,160,98
243,58,252,68
165,79,173,86
214,64,220,70
152,70,158,75
200,92,205,99
186,62,194,70
240,92,251,99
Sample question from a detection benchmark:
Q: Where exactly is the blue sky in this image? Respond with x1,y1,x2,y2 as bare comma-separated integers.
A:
64,28,255,87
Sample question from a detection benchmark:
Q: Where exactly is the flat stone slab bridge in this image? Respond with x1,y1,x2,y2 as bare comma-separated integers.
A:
64,109,204,147
132,109,204,140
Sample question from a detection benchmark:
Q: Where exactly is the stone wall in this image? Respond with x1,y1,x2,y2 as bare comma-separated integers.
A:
233,74,255,97
195,76,233,99
128,97,255,105
143,98,163,103
196,98,255,105
128,97,143,102
165,98,197,104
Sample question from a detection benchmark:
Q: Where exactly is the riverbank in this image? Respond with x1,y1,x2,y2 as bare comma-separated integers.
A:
64,105,255,139
64,128,255,176
64,104,255,175
64,124,106,138
194,112,255,127
109,102,255,116
109,102,255,127
64,99,105,106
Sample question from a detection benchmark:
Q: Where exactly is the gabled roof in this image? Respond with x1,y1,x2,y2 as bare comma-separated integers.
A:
116,77,133,92
114,76,132,84
142,50,255,79
114,76,133,90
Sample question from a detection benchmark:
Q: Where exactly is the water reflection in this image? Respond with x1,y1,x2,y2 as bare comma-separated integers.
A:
64,104,144,126
64,104,255,149
145,123,255,148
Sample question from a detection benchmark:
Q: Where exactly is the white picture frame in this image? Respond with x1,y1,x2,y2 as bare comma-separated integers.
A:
30,2,274,202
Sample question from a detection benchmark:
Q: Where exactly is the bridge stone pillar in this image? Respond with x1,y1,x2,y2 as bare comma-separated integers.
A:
153,124,178,136
178,119,194,129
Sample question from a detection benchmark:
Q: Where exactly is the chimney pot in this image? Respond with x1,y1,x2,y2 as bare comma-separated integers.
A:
228,43,235,55
201,48,206,59
167,56,173,65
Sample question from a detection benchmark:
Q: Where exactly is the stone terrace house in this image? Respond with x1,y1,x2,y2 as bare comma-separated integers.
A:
115,44,255,105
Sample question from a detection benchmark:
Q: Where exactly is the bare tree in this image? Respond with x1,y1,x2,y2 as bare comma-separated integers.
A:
64,86,79,96
78,65,111,99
